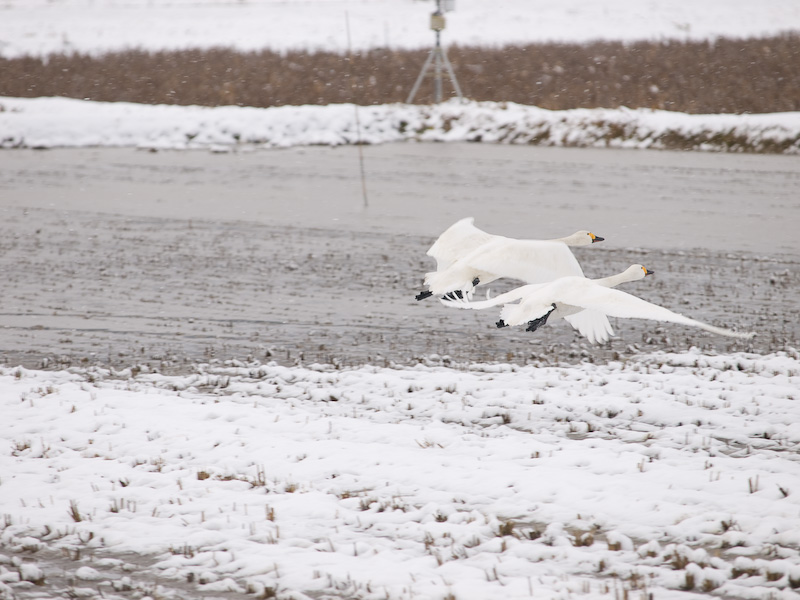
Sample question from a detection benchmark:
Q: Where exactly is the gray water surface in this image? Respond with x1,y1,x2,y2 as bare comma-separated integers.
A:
1,143,797,370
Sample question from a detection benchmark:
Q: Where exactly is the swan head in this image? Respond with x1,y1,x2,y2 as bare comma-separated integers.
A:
562,230,605,246
624,264,655,281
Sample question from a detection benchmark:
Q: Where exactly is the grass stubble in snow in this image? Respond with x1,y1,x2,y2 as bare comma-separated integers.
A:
1,351,800,600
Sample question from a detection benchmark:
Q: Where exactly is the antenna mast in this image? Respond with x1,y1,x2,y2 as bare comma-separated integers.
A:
406,0,463,104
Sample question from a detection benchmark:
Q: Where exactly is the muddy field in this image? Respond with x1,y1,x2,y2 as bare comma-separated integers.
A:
0,143,798,373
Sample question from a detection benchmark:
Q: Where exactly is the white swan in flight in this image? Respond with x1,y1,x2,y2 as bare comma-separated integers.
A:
441,264,755,344
416,217,604,301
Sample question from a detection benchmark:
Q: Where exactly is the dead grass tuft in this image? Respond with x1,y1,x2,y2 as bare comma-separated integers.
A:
1,35,798,113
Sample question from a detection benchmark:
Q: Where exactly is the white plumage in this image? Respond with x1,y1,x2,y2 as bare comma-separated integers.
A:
418,217,603,300
442,264,755,344
425,216,495,272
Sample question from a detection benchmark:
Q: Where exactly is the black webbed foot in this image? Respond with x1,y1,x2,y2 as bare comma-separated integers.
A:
525,318,545,332
525,303,557,332
496,319,508,328
416,290,434,301
442,290,464,301
472,277,480,286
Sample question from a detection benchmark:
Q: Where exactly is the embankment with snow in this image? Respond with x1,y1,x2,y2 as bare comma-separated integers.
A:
2,96,800,154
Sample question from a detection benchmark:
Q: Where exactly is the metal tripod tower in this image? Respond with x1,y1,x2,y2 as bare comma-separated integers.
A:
406,0,463,104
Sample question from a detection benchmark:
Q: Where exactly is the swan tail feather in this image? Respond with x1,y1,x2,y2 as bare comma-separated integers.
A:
501,301,553,327
424,268,477,297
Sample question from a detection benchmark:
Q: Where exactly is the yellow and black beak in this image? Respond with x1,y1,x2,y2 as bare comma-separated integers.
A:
590,233,605,243
643,267,654,276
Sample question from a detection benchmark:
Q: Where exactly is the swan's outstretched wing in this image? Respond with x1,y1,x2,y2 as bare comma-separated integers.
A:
463,238,585,283
563,309,615,344
553,282,755,340
427,217,494,271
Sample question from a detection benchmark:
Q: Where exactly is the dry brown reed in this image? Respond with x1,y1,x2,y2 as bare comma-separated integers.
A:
1,35,798,113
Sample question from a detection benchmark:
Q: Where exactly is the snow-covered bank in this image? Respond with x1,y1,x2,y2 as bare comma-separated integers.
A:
1,351,799,599
2,96,800,154
2,0,800,59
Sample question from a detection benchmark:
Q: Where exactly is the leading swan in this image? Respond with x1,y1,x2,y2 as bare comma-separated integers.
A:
417,217,604,301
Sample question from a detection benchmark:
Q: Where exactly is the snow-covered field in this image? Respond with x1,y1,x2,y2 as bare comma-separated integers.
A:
2,352,800,600
2,0,800,58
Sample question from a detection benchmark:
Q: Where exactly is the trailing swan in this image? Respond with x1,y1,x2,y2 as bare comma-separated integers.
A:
441,264,755,344
417,217,604,301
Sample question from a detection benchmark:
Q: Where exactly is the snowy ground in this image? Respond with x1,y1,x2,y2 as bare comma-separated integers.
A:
2,97,800,154
2,351,800,600
2,0,800,58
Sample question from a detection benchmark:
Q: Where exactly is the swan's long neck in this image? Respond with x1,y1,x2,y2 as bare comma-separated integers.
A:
593,268,643,288
550,234,579,246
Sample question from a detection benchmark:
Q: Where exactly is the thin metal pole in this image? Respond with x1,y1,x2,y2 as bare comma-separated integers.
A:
345,11,368,209
434,29,443,103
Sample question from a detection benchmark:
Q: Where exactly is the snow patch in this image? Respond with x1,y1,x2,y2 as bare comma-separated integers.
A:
2,97,799,154
1,351,799,599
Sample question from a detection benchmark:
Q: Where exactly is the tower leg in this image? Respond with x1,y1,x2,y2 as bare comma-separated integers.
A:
406,49,436,104
440,46,463,100
407,29,463,104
